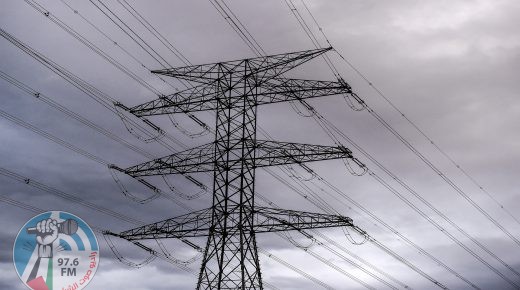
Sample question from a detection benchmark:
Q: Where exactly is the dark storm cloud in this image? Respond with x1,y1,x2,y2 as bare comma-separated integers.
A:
1,0,519,289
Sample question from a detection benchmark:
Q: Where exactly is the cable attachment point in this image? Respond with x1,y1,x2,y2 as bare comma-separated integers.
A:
162,175,207,200
289,100,315,117
338,77,365,111
343,226,368,245
343,92,366,111
185,175,208,192
108,164,162,204
113,101,130,111
155,239,202,265
287,164,317,181
282,230,316,250
181,239,204,253
343,157,367,176
113,102,165,143
102,233,156,269
168,113,210,138
337,77,352,91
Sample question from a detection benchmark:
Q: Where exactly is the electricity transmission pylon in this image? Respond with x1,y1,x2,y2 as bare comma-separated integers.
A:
106,47,367,289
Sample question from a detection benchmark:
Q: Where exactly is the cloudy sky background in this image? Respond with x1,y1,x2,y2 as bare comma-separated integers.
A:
1,0,519,289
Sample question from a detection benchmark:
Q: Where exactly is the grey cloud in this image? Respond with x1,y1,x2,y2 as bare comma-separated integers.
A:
1,0,519,289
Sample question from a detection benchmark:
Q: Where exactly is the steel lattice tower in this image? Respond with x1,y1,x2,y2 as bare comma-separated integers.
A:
107,47,366,289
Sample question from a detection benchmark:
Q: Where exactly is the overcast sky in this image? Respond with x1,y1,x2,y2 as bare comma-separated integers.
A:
1,0,519,289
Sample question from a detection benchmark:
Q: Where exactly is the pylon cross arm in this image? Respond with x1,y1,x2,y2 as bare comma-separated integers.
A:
123,142,215,177
122,140,354,177
150,47,332,85
129,84,219,116
257,77,352,105
252,140,354,167
107,206,355,241
125,77,351,117
253,207,354,233
105,207,213,241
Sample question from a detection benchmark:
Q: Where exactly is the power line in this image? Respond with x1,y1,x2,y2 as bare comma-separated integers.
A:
278,2,520,286
203,3,471,288
83,7,400,287
316,115,520,287
105,47,374,289
89,0,173,68
0,27,167,145
274,232,377,290
264,167,451,290
208,0,266,57
0,108,109,166
0,106,193,211
6,1,506,288
116,0,192,66
0,167,141,225
207,2,519,288
301,97,519,286
22,0,194,147
56,0,209,137
26,0,212,181
293,0,520,249
0,26,210,194
283,0,340,77
57,0,183,94
0,70,154,159
0,69,210,203
201,2,453,288
257,248,336,290
24,0,162,96
0,172,332,290
306,175,481,290
1,69,351,288
9,9,362,286
72,5,407,288
326,33,520,229
7,3,382,288
4,64,394,290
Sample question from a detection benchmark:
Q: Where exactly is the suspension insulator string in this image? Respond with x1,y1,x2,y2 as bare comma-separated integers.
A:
162,175,206,200
281,230,316,250
155,239,202,265
167,114,210,138
108,164,162,204
103,233,157,269
289,100,315,117
114,102,165,143
343,158,368,176
343,226,369,245
287,165,317,181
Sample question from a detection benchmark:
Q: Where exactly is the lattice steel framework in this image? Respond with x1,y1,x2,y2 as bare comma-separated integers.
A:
107,47,366,289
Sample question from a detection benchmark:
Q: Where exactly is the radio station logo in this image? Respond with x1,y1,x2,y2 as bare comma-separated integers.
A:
13,211,99,290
